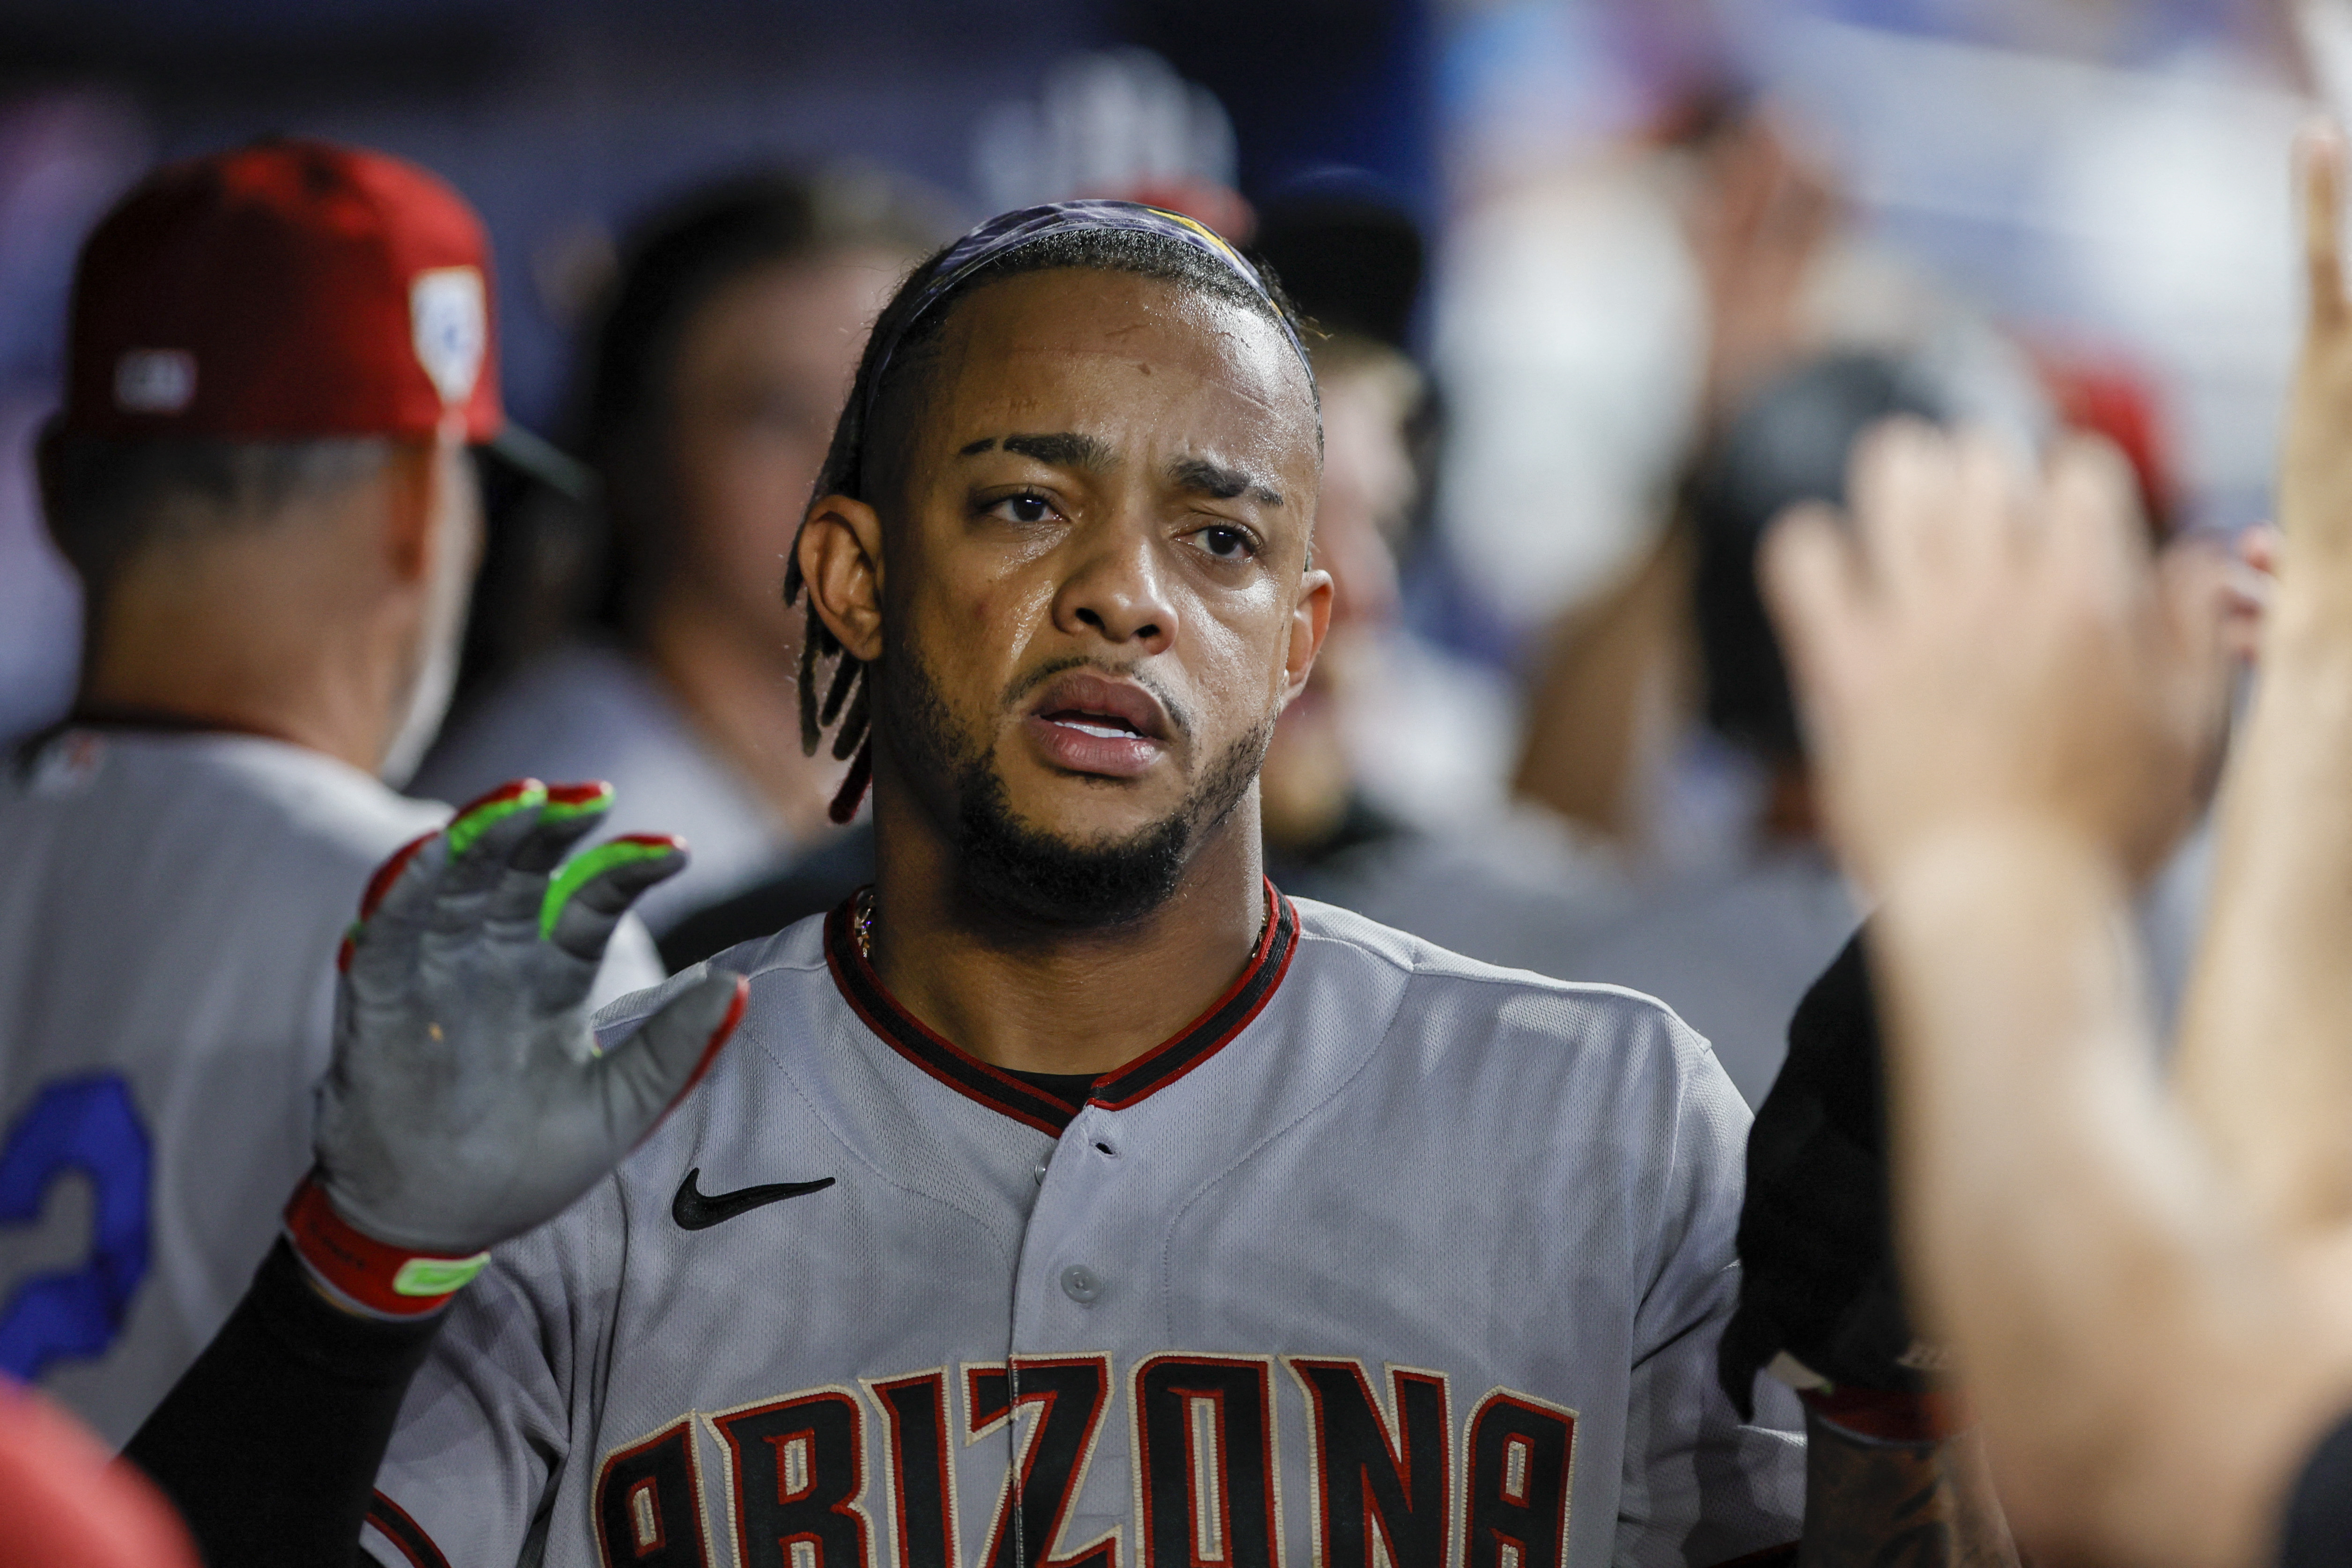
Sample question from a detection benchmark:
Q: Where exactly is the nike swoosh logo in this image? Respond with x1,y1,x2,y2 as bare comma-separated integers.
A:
671,1166,835,1231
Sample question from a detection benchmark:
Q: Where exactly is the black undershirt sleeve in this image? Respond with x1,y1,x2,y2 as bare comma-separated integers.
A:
123,1238,443,1568
2280,1406,2352,1568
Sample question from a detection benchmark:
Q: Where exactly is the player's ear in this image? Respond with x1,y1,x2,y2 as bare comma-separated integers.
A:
378,438,441,587
1280,563,1334,707
799,493,886,664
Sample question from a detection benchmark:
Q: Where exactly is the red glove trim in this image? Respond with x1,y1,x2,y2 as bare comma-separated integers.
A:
339,831,438,972
1798,1385,1973,1444
283,1176,487,1320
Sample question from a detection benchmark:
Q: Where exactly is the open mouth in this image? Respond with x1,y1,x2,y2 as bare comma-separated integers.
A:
1021,670,1172,779
1042,710,1147,741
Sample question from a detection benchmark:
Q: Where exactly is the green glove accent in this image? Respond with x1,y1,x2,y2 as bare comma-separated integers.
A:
447,780,547,859
540,838,681,941
391,1253,490,1297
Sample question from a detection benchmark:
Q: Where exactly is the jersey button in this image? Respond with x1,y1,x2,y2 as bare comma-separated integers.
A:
1060,1265,1103,1304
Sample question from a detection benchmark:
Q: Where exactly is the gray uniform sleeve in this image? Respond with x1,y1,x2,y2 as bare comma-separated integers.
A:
1613,1032,1805,1568
361,1185,617,1567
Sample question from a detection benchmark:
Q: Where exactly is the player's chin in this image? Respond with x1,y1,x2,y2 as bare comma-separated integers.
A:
999,757,1190,837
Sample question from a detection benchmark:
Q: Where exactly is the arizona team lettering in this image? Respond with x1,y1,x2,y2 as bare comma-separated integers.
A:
1288,1360,1451,1568
870,1371,958,1568
594,1359,1575,1568
1462,1393,1577,1568
1134,1355,1281,1568
595,1416,712,1567
970,1356,1119,1568
711,1386,872,1568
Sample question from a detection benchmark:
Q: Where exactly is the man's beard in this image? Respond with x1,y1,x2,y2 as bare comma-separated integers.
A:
886,648,1272,929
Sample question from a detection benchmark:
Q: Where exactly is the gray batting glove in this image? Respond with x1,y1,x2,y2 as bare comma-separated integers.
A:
287,779,745,1316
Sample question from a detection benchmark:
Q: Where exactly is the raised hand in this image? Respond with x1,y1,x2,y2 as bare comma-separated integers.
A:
1760,424,2235,892
1738,124,2352,1568
2278,125,2352,606
290,780,745,1316
2174,122,2352,1235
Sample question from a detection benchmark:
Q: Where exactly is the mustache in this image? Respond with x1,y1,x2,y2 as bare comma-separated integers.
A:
1002,655,1192,743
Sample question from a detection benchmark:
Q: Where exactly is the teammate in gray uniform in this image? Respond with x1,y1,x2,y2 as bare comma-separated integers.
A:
0,140,660,1448
128,202,2006,1568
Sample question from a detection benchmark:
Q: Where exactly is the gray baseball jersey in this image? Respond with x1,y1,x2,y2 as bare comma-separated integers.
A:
363,891,1802,1568
0,725,664,1446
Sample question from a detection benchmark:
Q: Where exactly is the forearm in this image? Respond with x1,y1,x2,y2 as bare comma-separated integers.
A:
2177,619,2352,1225
2184,113,2352,1243
124,1239,440,1567
1872,822,2346,1568
1796,1408,2012,1568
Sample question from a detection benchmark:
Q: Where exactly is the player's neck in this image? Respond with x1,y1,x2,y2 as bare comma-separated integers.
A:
863,770,1271,1081
80,540,405,776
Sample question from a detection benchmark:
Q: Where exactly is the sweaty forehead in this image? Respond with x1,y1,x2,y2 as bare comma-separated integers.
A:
916,269,1319,459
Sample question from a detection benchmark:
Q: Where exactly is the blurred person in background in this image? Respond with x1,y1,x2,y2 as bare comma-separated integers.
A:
1446,90,1837,863
1246,191,1629,965
414,171,940,932
1563,354,1932,1105
1459,88,2046,870
1563,351,2202,1105
1247,320,1632,969
1253,326,1427,887
1250,187,1524,834
0,139,658,1447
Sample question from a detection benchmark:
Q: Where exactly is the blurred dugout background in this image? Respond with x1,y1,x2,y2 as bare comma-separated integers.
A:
0,0,2321,1098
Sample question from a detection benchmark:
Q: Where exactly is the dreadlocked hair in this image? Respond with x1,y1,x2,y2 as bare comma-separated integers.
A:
784,224,1315,824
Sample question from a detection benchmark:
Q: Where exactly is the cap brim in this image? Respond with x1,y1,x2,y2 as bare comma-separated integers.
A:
481,423,597,504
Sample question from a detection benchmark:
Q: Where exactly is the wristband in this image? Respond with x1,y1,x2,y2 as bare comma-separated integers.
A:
283,1176,488,1320
1797,1384,1974,1445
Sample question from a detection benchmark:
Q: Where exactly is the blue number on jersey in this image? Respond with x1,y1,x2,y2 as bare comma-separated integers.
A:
0,1075,153,1380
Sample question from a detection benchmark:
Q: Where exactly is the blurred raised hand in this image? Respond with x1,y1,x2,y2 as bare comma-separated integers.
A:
1742,122,2352,1568
2175,123,2352,1235
1760,424,2235,894
2278,126,2352,598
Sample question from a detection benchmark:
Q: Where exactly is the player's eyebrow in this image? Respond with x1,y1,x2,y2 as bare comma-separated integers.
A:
986,432,1115,471
1169,454,1283,508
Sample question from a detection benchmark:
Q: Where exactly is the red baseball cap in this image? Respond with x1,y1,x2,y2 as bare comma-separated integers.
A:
60,138,582,492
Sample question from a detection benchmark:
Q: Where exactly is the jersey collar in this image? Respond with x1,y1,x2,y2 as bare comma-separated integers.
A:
13,705,309,780
824,879,1300,1136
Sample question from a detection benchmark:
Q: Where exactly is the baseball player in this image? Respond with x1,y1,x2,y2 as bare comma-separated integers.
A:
0,140,660,1449
129,203,2000,1568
